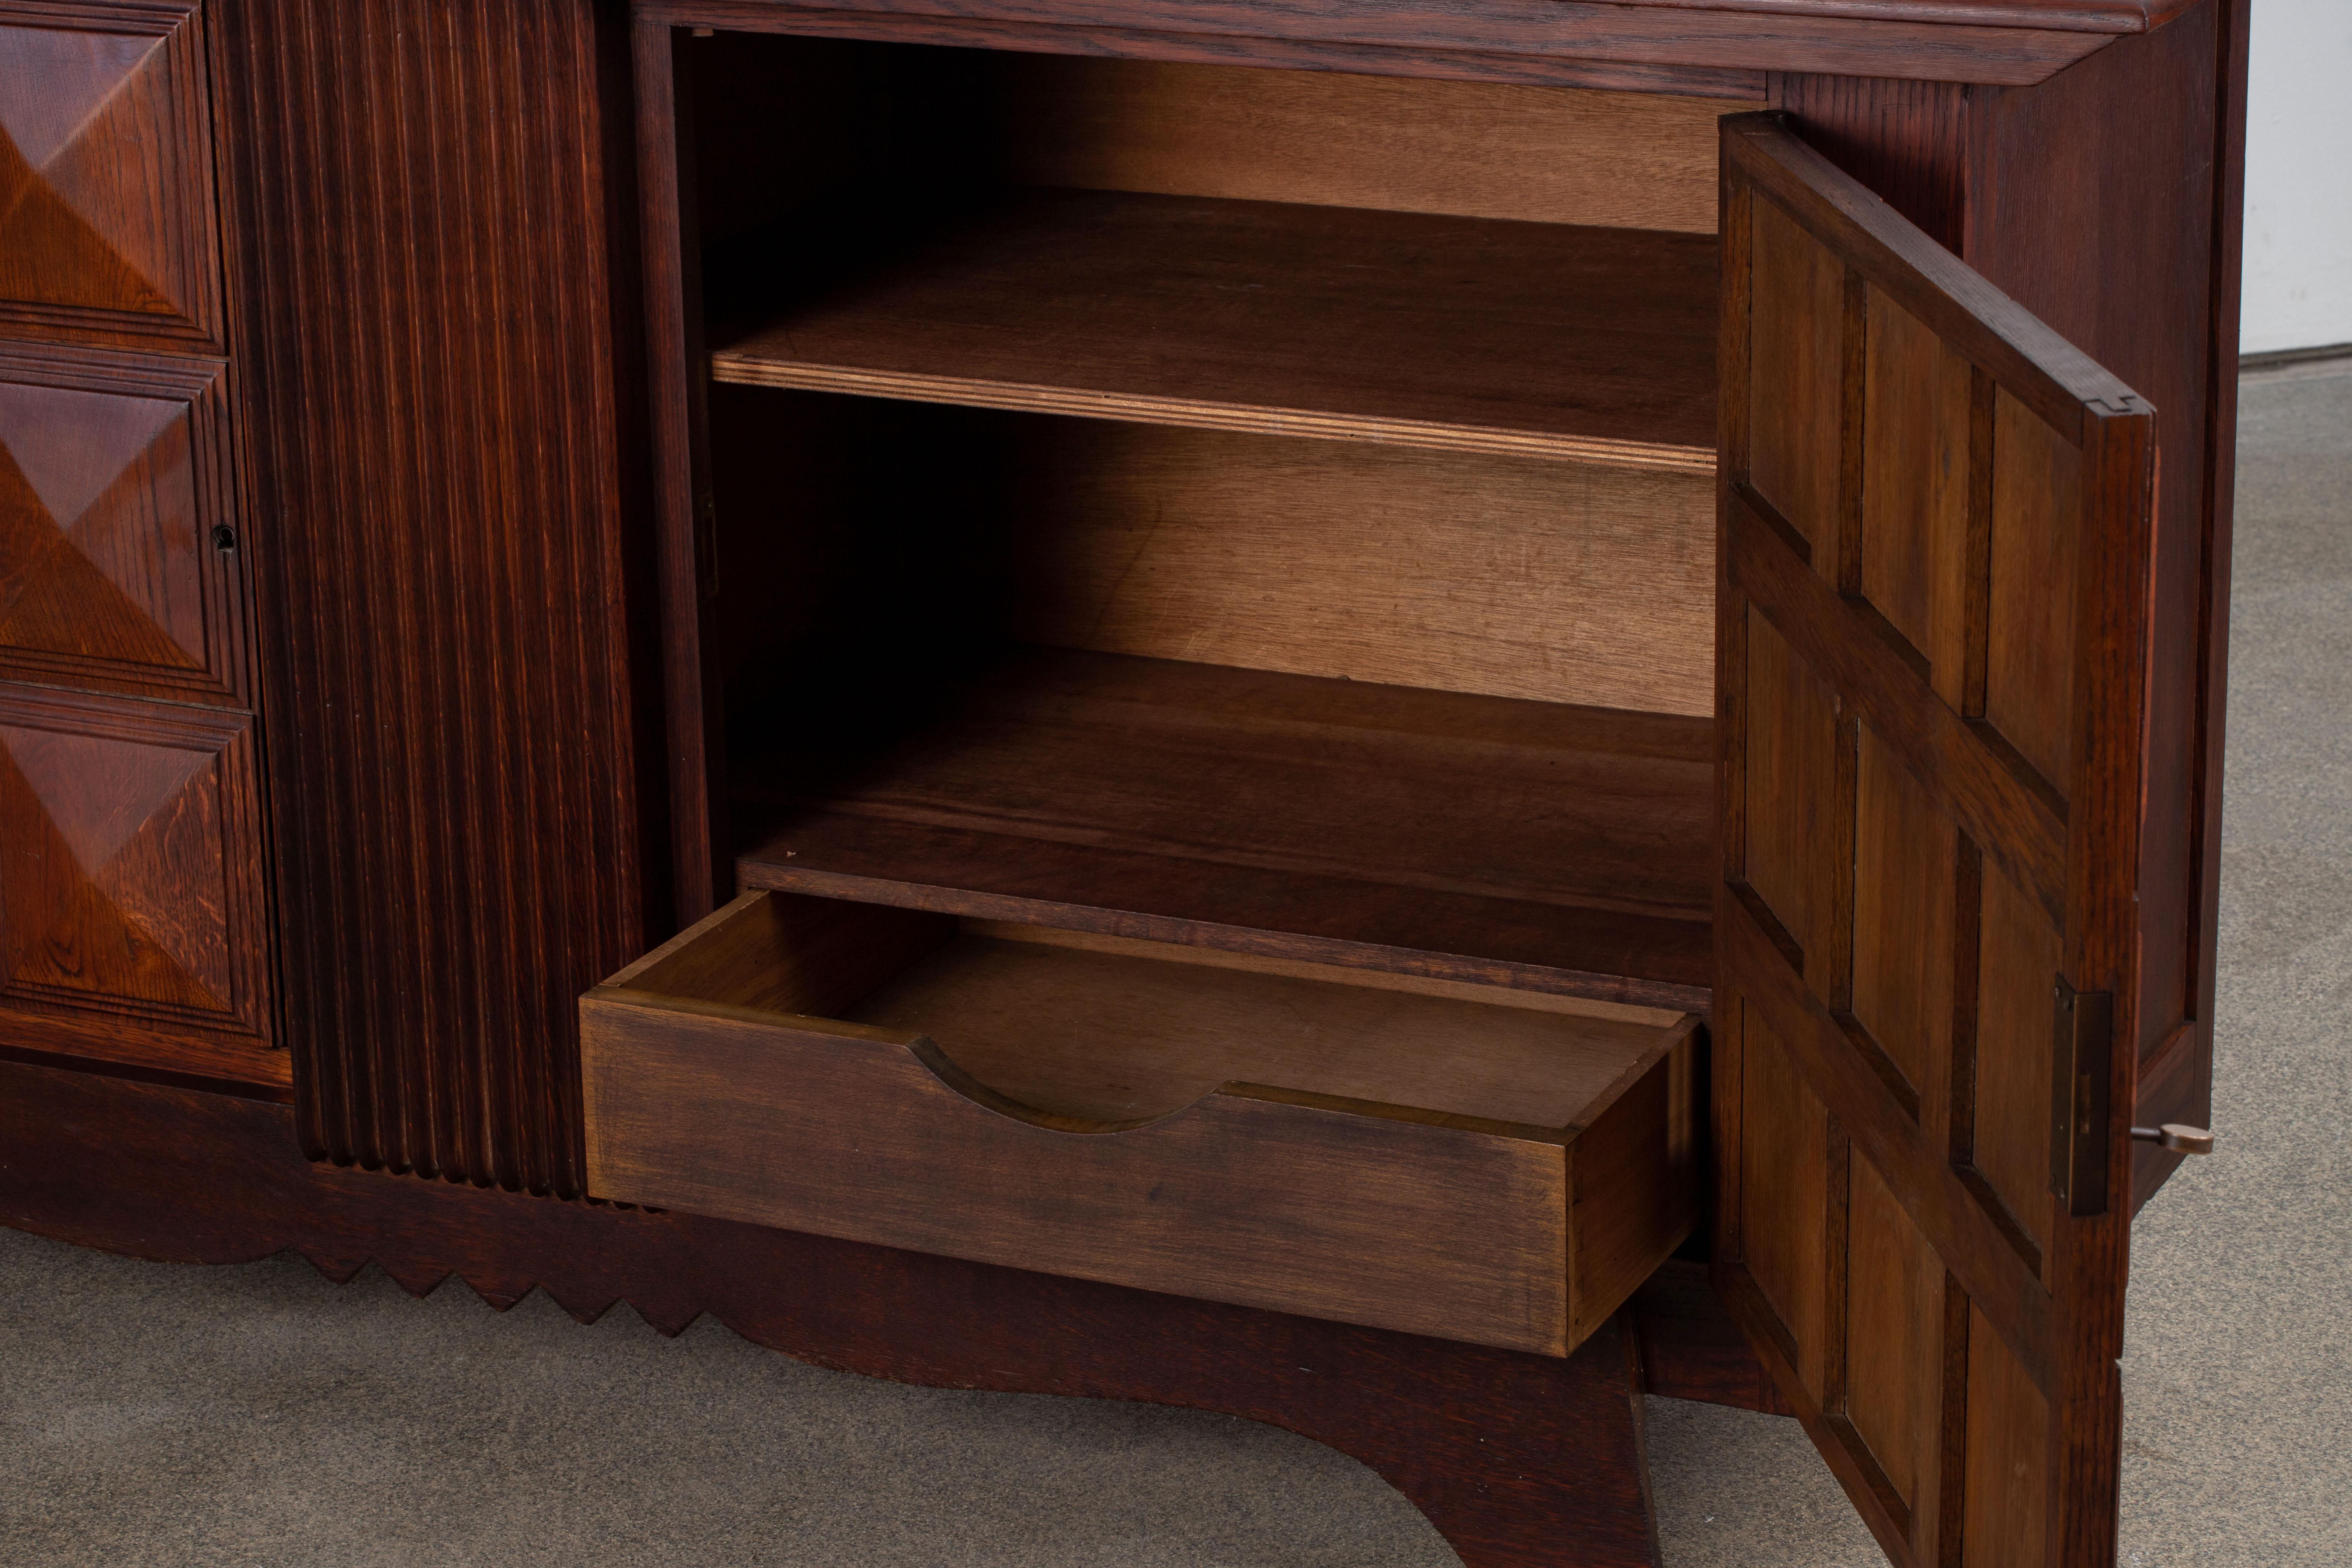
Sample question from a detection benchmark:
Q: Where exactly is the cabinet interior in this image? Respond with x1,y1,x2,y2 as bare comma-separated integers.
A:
689,35,1737,1006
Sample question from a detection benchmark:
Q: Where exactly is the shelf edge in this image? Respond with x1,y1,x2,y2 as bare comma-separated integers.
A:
708,355,1719,473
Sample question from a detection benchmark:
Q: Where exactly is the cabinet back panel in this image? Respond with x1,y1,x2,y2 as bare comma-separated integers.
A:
1001,420,1714,715
709,390,1714,718
986,56,1737,234
686,36,1733,241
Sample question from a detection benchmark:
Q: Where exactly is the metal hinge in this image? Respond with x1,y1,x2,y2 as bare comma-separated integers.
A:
2050,979,2114,1217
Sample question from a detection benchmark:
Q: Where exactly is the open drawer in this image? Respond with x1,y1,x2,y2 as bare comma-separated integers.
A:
580,891,1700,1357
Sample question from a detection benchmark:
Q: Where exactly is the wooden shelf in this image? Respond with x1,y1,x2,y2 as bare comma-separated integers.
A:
732,647,1714,1010
708,187,1718,471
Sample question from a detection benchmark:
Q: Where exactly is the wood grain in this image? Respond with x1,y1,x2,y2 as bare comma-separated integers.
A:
1984,389,2081,798
964,920,1688,1027
583,890,1698,1356
1859,284,1972,702
986,55,1740,233
988,418,1715,714
1736,1005,1829,1396
705,391,1713,715
733,645,1715,1007
0,680,273,1082
212,0,652,1194
711,187,1718,468
1961,1300,2050,1568
1967,858,2059,1272
0,342,249,705
1747,194,1846,565
649,0,2122,87
843,928,1686,1129
1741,606,1839,971
0,1056,1687,1568
1718,107,2165,1568
0,2,221,349
1844,1151,1944,1538
1851,721,1955,1118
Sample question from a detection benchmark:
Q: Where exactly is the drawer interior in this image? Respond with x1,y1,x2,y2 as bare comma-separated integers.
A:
584,890,1700,1354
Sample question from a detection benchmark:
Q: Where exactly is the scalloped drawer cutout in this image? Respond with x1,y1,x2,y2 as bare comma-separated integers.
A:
580,890,1701,1355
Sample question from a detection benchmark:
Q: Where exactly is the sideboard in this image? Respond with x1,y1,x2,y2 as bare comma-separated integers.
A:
0,2,2244,1564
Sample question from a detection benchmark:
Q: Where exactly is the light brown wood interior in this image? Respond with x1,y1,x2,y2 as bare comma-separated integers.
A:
710,392,1715,718
1000,420,1715,714
694,41,1725,720
841,923,1683,1127
985,55,1737,234
968,920,1686,1026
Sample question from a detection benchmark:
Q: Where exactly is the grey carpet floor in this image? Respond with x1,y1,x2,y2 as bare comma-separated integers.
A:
3,368,2346,1566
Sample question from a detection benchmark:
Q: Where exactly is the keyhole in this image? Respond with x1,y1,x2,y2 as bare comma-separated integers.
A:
212,525,237,553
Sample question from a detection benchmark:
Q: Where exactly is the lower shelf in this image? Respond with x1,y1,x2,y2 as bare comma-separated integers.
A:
580,889,1701,1357
733,645,1715,1010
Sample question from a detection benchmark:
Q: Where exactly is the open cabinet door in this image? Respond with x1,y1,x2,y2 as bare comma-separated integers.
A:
1713,114,2157,1568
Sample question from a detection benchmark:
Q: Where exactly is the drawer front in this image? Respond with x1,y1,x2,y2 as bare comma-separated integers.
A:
583,893,1702,1356
0,3,220,345
586,989,1576,1354
0,679,273,1078
0,344,243,702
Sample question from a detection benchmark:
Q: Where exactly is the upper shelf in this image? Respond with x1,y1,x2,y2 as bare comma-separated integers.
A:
708,187,1719,471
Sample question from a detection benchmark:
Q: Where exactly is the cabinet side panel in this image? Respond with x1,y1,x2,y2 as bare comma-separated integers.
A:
212,0,646,1195
1965,4,2223,1164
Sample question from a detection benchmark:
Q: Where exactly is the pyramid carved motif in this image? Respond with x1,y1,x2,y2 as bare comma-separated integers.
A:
0,378,208,678
0,21,194,323
0,720,230,1014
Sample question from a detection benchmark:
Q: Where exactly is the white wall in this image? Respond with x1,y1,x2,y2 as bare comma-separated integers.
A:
2242,0,2352,353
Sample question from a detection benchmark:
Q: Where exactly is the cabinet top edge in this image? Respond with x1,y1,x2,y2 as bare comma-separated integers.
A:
639,0,2186,91
637,0,2187,43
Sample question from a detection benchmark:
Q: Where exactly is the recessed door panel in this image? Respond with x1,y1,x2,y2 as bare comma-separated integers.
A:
1716,114,2157,1568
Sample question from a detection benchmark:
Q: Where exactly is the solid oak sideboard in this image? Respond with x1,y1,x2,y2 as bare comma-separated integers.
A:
0,2,2244,1565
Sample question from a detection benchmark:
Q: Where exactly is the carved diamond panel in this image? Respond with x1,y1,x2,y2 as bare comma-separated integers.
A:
0,5,217,341
0,345,240,700
0,681,263,1038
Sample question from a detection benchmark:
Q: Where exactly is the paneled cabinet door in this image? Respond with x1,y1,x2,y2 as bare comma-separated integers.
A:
0,681,272,1083
1713,116,2158,1568
0,0,220,346
0,344,246,704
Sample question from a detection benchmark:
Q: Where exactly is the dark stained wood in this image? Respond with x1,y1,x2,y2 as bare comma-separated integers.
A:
638,14,729,920
1773,8,2239,1213
208,0,652,1195
582,888,1700,1356
1629,1258,1795,1416
0,1055,1684,1568
2158,0,2247,1214
0,1,222,351
712,187,1718,467
732,645,1714,1010
648,0,2123,87
0,680,275,1084
0,341,249,706
1956,2,2230,1215
1766,75,1969,251
1715,113,2158,1568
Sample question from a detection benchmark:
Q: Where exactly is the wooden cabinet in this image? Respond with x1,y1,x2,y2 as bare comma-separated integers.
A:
0,2,270,1089
0,3,2249,1566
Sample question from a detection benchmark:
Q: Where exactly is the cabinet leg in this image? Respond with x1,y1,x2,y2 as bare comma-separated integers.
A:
0,1058,1657,1566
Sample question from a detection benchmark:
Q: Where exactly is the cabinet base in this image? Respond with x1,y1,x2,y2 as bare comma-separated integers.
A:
0,1056,1778,1566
